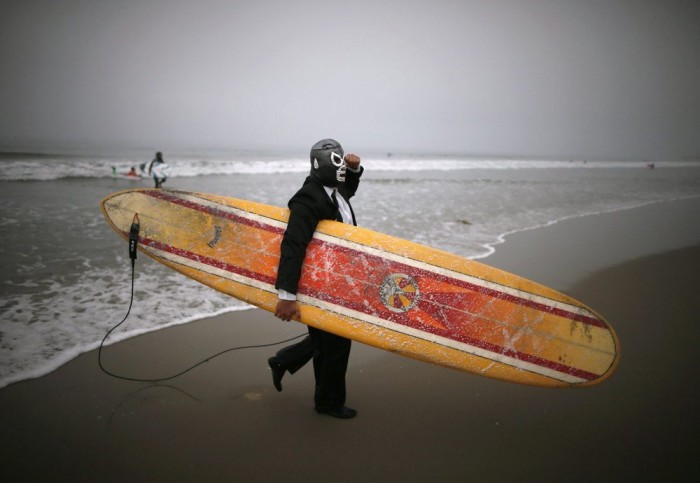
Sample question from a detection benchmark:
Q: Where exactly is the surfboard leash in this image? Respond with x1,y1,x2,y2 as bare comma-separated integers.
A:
97,213,306,383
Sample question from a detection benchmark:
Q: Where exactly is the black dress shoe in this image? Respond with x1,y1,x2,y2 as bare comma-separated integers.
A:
315,406,357,419
267,357,285,392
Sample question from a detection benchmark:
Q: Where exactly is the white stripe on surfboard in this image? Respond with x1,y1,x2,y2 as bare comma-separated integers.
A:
144,241,589,384
314,231,597,322
164,190,597,323
145,242,275,295
166,191,288,230
301,294,589,384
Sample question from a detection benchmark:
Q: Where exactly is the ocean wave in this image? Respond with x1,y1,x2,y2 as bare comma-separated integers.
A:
2,154,694,181
0,258,252,389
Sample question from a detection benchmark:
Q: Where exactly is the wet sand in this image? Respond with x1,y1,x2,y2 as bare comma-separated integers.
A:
2,199,699,481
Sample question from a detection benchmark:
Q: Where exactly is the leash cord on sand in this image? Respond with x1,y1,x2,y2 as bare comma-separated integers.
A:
97,217,305,383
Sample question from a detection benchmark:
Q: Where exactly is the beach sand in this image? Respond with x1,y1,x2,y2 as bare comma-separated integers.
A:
2,198,699,482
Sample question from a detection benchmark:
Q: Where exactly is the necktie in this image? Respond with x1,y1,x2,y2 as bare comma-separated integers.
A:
331,190,343,222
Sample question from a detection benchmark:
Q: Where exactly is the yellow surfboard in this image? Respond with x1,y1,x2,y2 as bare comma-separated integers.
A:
101,189,620,387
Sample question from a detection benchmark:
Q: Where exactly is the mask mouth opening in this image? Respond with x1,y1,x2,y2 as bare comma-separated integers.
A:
331,151,346,182
336,165,346,183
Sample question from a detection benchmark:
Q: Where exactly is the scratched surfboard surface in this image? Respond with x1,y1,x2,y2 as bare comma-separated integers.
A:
101,189,620,387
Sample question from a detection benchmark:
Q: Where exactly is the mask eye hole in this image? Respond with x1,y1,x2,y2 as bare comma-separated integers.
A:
330,152,345,167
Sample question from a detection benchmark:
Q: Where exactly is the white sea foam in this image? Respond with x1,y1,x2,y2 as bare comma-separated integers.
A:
0,259,252,388
1,152,697,181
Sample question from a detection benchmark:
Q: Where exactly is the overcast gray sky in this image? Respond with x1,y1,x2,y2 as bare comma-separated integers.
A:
1,0,698,159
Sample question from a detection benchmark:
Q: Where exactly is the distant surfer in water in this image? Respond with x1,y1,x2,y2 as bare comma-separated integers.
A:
268,139,362,419
147,151,167,188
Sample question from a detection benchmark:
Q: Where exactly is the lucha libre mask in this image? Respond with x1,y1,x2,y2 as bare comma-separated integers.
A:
310,139,345,187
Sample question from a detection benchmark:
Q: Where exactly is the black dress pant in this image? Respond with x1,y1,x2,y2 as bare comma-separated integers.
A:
274,335,313,374
274,327,351,409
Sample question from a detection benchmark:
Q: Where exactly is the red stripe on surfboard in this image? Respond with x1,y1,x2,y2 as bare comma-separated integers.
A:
140,236,277,287
303,280,600,382
302,235,606,329
311,240,606,329
141,189,605,328
137,235,599,382
144,189,285,235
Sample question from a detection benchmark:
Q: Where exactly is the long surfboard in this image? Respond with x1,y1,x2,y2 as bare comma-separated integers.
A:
100,189,620,387
150,162,171,179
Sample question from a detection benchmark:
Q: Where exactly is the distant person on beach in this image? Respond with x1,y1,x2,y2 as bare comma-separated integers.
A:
268,139,362,419
147,151,167,188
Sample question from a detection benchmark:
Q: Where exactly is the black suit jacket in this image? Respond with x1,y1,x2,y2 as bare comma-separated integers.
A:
275,167,363,294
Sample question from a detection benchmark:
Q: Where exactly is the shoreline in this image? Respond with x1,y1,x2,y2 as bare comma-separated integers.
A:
0,189,700,389
2,198,700,480
485,195,700,290
5,195,698,391
476,195,699,260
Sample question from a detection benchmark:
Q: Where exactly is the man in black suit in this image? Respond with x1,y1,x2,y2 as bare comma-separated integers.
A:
268,139,362,419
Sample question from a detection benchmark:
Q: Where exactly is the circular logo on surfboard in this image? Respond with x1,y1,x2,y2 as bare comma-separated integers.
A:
380,273,420,313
